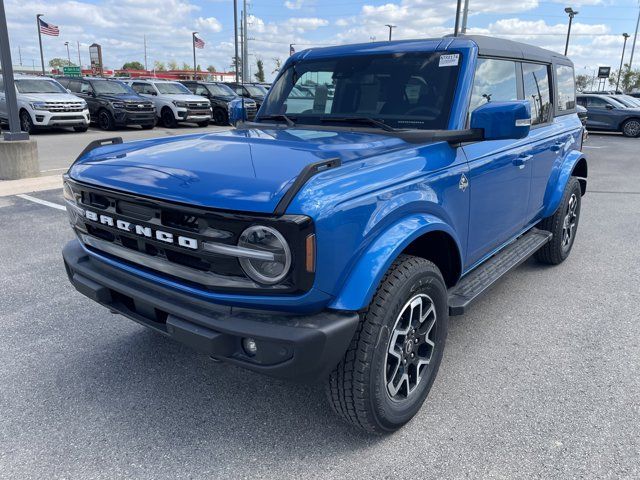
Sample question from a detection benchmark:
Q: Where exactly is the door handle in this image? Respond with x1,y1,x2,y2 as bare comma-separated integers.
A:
513,154,532,168
550,141,564,152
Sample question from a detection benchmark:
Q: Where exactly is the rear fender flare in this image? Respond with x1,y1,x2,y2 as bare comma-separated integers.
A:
329,214,462,311
541,150,586,219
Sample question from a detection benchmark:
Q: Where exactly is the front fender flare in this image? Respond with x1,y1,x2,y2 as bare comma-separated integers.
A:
329,214,462,311
541,150,586,219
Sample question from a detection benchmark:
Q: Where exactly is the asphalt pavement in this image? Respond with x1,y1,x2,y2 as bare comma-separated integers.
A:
0,133,638,479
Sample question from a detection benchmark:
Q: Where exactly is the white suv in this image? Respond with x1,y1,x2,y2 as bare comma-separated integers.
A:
0,75,90,133
125,79,212,127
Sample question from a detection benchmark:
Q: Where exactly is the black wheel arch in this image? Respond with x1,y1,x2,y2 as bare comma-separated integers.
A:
571,157,588,195
401,230,462,288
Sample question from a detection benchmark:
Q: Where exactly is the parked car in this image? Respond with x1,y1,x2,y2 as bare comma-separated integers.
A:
62,35,586,434
125,79,212,127
58,77,155,131
223,82,267,109
576,93,640,137
0,75,89,133
608,94,640,108
179,80,256,125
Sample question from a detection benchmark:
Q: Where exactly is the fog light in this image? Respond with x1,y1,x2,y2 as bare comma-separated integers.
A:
242,337,258,356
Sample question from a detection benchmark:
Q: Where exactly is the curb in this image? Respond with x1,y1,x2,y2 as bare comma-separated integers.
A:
0,174,62,197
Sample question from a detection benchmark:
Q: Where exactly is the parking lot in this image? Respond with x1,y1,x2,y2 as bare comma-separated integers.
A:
0,132,638,479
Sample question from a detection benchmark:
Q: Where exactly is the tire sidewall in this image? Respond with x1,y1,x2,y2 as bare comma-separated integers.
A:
560,179,582,257
98,110,114,130
20,111,33,133
368,266,448,431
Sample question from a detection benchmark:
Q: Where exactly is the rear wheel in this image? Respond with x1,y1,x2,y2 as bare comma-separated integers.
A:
161,108,177,128
20,110,34,133
97,110,115,131
622,118,640,137
535,177,582,265
326,255,448,434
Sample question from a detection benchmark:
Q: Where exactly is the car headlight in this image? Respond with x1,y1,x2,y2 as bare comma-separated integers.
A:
30,102,48,110
63,181,84,226
111,102,125,109
238,225,291,284
173,101,187,108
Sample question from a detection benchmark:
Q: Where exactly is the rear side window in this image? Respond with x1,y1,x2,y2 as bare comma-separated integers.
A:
67,80,81,93
522,63,552,125
556,65,576,112
586,97,609,107
470,58,518,112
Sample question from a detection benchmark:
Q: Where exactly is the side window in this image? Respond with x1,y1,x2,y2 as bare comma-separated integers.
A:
131,82,145,94
79,81,93,95
576,97,586,107
195,85,208,96
67,80,81,93
470,58,518,112
586,97,608,108
522,63,552,125
556,65,576,112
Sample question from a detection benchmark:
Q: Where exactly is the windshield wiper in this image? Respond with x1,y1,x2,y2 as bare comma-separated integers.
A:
320,116,398,132
257,114,296,127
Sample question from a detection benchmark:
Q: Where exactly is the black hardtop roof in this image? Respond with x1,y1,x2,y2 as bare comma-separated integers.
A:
462,35,573,65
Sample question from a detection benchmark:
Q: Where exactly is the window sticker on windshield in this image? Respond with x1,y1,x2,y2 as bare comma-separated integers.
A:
439,54,459,67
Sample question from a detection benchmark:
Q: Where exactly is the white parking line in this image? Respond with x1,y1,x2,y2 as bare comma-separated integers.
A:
16,194,66,211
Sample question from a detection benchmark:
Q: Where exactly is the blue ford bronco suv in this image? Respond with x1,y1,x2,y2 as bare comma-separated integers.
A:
62,36,587,434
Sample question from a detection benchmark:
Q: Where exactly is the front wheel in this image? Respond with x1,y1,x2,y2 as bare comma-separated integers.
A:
20,110,34,133
213,108,228,125
326,255,448,434
535,177,582,265
622,118,640,137
97,110,115,131
161,108,177,128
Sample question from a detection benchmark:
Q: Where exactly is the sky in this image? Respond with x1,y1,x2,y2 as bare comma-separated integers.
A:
4,0,640,81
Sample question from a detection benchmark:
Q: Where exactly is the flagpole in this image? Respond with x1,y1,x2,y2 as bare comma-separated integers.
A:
192,32,197,80
36,14,45,75
233,0,239,83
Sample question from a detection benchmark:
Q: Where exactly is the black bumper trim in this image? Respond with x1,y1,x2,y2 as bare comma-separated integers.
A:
63,240,359,382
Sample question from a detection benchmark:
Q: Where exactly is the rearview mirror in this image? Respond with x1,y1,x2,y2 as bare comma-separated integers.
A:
470,101,531,141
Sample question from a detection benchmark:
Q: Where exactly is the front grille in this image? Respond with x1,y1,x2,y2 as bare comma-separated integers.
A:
50,115,85,121
186,102,209,109
124,103,154,112
44,102,85,112
68,181,314,294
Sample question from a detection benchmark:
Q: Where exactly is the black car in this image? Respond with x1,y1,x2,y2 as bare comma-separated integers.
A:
576,94,640,137
223,82,267,109
180,81,256,125
58,77,156,130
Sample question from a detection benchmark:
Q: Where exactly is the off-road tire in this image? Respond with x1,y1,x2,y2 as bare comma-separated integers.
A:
97,109,115,131
326,254,448,434
161,107,177,128
535,177,582,265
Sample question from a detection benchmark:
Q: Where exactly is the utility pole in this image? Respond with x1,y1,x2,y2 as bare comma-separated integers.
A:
564,7,578,56
454,0,462,36
192,32,197,80
243,0,248,83
36,14,45,75
0,0,29,140
460,0,470,34
18,45,22,66
64,41,70,65
628,6,640,74
616,33,631,93
77,41,81,68
144,34,148,71
385,24,396,41
233,0,239,83
240,11,244,82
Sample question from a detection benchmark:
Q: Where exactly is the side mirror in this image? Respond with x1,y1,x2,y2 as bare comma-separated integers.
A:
66,88,72,94
605,104,614,110
470,101,531,141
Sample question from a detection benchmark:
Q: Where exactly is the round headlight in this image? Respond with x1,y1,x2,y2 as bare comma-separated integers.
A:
238,226,291,285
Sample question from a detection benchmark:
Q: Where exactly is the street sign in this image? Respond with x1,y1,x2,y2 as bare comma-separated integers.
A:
598,66,611,78
62,66,81,77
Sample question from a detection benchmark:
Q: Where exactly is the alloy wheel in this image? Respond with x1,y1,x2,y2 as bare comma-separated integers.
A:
624,120,640,137
385,293,437,400
562,193,578,250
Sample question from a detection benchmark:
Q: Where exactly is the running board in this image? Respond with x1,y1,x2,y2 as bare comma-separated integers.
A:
448,228,553,316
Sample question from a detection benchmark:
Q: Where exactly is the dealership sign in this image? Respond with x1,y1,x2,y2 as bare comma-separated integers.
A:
598,67,611,78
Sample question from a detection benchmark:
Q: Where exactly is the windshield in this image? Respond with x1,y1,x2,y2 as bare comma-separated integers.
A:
206,83,236,97
155,82,191,95
260,52,461,130
607,97,627,108
614,95,640,108
245,84,267,96
92,81,133,95
16,79,66,94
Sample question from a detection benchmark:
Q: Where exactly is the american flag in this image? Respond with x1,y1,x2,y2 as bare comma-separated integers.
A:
289,44,295,56
39,18,60,37
194,35,205,49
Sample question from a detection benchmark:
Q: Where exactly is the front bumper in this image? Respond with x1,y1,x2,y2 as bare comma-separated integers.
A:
32,109,90,127
176,108,212,122
112,110,156,126
63,240,359,382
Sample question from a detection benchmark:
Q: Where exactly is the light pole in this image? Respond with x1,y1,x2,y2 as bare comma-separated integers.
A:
385,24,396,41
77,40,81,68
564,7,578,56
64,41,70,65
616,33,631,93
233,0,239,83
628,7,640,75
36,13,45,75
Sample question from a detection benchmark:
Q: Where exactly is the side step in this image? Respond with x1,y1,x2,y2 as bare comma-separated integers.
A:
448,228,552,316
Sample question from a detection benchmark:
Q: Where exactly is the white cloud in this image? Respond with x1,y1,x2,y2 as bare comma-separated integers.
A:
284,0,305,10
195,17,223,33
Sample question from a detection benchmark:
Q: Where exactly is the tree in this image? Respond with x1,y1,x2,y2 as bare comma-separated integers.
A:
168,60,179,71
254,58,265,82
272,57,282,74
575,74,589,92
181,62,191,71
154,61,166,72
608,65,640,92
122,61,144,70
230,55,242,78
49,57,76,69
207,65,217,73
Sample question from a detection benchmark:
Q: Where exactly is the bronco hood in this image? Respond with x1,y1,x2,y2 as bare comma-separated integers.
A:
68,128,408,213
